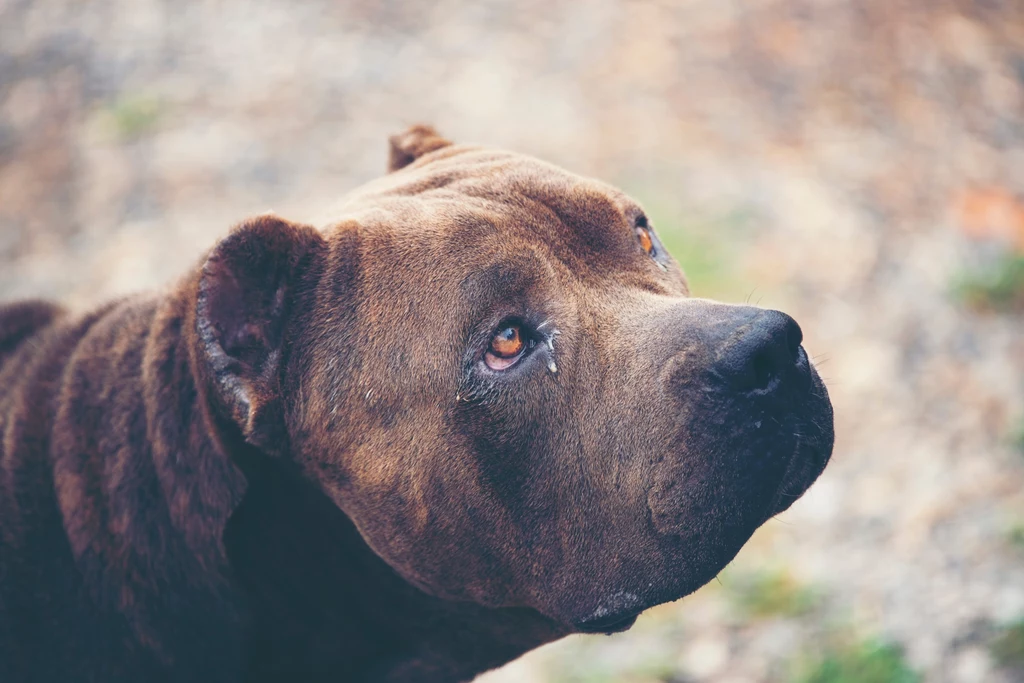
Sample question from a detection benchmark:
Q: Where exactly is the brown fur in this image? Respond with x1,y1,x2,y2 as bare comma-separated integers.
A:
0,127,833,682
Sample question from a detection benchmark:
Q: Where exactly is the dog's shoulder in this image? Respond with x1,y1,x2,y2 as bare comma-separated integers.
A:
0,299,66,365
0,292,253,682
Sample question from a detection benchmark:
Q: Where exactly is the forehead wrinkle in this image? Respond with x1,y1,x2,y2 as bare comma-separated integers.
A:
431,190,613,306
333,149,524,211
332,155,657,329
458,254,550,317
509,187,634,274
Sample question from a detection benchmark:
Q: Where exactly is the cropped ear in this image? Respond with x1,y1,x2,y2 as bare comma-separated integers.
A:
387,124,453,172
195,214,326,454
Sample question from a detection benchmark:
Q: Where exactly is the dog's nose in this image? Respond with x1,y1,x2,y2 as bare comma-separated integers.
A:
714,310,804,394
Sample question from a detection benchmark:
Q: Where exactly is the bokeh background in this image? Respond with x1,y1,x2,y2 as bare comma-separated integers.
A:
2,0,1024,681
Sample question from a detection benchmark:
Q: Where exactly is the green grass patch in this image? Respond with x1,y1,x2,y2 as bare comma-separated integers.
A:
990,618,1024,670
1010,420,1024,454
724,569,818,619
544,647,675,683
659,228,737,298
99,94,164,140
952,254,1024,312
1008,522,1024,551
792,639,920,683
628,192,755,302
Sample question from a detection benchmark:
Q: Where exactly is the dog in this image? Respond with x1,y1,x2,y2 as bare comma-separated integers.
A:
0,126,834,682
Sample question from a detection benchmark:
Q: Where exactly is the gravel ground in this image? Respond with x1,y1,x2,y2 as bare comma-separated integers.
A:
2,1,1024,681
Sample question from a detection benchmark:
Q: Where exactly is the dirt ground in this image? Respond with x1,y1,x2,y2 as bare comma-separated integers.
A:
2,1,1024,681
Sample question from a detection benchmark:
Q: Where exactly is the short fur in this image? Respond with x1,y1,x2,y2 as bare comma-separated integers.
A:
0,127,833,682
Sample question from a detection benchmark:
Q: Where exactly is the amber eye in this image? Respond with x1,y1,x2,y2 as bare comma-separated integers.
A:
634,214,657,257
485,324,528,370
490,325,524,357
636,227,655,255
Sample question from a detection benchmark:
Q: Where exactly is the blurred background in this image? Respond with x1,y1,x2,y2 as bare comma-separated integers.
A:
2,0,1024,681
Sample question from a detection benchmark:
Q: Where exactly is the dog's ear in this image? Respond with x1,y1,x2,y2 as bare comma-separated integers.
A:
194,214,326,453
388,124,453,172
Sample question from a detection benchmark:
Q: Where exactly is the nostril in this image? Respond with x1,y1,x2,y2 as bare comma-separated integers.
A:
784,316,803,362
711,309,805,394
750,348,777,391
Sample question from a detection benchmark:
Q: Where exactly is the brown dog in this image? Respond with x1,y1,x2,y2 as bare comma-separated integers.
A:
0,126,833,683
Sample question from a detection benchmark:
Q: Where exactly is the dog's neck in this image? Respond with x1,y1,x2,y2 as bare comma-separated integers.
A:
224,450,565,683
11,286,563,681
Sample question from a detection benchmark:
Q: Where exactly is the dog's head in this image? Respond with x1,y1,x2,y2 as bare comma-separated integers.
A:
193,126,833,633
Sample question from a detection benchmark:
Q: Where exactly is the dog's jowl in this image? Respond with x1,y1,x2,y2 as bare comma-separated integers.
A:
0,126,834,683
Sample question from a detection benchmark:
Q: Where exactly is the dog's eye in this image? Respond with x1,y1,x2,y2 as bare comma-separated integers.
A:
635,214,656,257
485,324,527,370
636,227,655,255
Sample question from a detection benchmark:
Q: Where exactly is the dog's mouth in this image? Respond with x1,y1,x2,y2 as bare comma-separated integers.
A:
572,439,829,637
765,425,832,520
767,371,834,515
575,610,641,635
573,590,646,634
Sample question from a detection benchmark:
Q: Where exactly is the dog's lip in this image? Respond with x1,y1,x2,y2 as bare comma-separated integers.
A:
766,437,829,518
575,610,641,634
